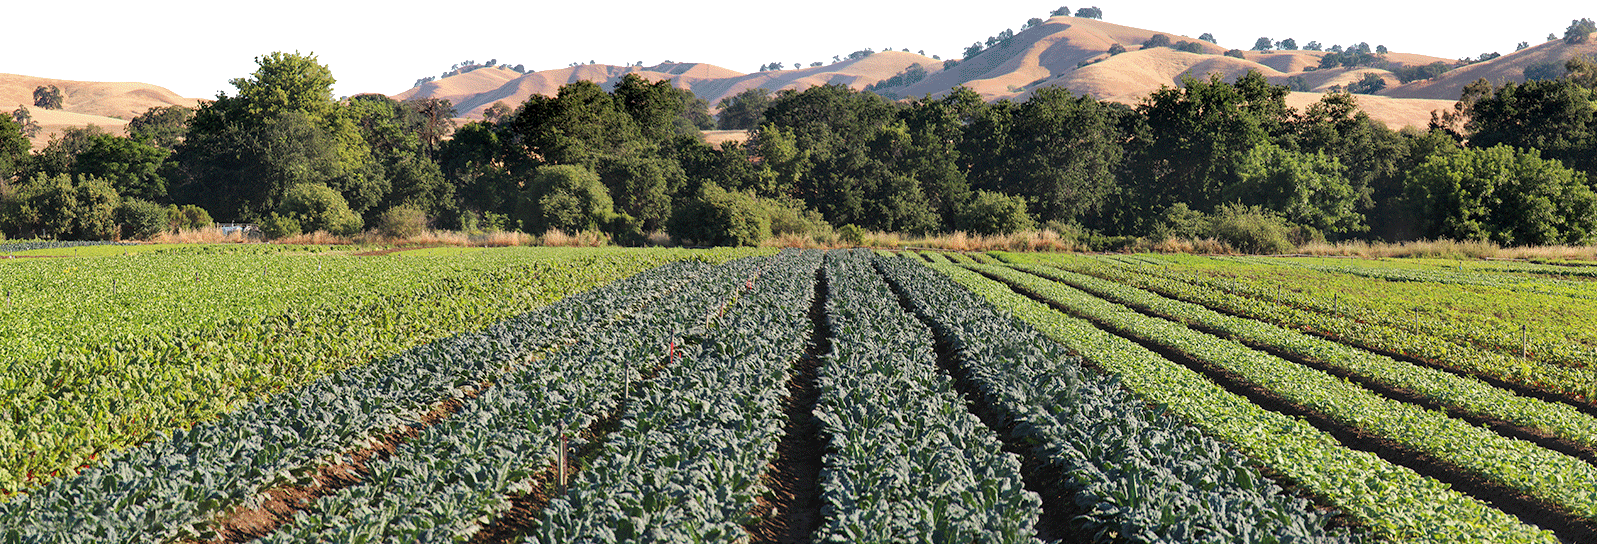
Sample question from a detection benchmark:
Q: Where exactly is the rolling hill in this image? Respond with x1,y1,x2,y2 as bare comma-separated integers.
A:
9,15,1594,145
1,74,200,148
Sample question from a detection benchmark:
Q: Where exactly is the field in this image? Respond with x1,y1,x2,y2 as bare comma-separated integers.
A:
2,247,1595,543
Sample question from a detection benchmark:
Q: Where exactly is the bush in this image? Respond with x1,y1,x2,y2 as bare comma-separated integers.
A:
837,224,865,246
518,164,613,234
261,213,302,240
0,174,118,240
277,184,362,236
165,204,213,231
1206,203,1297,254
958,190,1035,235
604,212,646,246
762,197,833,242
666,183,770,247
375,205,428,239
115,198,167,240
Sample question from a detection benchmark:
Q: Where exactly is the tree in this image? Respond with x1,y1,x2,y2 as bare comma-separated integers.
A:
1460,74,1597,177
1286,75,1310,91
28,126,107,180
127,106,194,148
517,164,613,234
1143,34,1171,48
1405,145,1597,245
1566,18,1596,44
958,190,1034,234
1348,72,1388,94
1024,17,1043,29
0,113,30,182
72,134,171,202
1108,43,1127,56
410,97,457,155
175,52,380,221
1523,61,1564,81
596,154,683,231
32,86,63,110
1,174,118,239
1050,6,1070,17
10,107,40,138
1175,41,1205,54
1225,49,1246,59
964,42,985,59
1376,44,1389,54
115,198,167,239
1198,32,1216,43
1074,6,1102,19
1252,37,1273,51
666,183,769,246
1228,142,1363,233
1278,38,1298,50
276,183,363,235
1304,41,1323,51
482,101,512,125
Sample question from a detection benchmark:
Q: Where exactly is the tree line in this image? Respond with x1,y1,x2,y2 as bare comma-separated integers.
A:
2,51,1595,249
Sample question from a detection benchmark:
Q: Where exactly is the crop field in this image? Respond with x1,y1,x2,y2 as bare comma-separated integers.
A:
3,247,1595,543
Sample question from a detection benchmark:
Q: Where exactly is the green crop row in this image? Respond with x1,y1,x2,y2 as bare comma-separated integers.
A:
812,250,1040,542
530,250,823,542
0,248,747,495
259,256,769,543
978,264,1597,525
879,256,1355,544
1009,262,1597,455
0,258,721,543
935,263,1557,543
1040,255,1597,405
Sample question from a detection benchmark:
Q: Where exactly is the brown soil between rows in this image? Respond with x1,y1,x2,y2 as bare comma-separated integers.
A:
982,269,1597,543
747,266,829,544
194,383,489,543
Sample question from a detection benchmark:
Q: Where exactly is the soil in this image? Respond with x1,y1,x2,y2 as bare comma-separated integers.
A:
747,266,830,544
878,260,1092,543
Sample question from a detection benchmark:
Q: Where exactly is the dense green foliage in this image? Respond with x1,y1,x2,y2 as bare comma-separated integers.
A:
4,49,1596,248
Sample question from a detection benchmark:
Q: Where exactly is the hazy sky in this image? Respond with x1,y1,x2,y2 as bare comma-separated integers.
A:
5,1,1587,99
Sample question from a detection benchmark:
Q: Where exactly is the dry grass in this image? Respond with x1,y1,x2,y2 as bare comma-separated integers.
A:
538,229,609,247
893,230,1082,252
152,227,257,244
1295,239,1597,261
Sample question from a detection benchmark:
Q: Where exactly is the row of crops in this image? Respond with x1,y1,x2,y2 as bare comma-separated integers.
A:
921,250,1597,543
6,246,1595,542
0,247,763,495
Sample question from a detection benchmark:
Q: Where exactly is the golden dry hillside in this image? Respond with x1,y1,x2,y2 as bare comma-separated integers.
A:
1381,39,1597,99
2,74,200,149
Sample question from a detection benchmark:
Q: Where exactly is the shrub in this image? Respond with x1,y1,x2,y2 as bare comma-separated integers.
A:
375,205,428,239
165,204,213,231
837,223,865,246
666,183,770,247
958,190,1035,235
261,213,302,240
115,198,167,240
279,184,362,236
1206,203,1297,254
517,164,613,234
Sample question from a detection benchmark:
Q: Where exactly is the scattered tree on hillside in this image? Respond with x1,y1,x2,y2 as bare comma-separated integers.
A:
1348,73,1387,94
1199,32,1216,43
33,86,63,110
1252,37,1273,51
811,61,824,67
1225,49,1246,59
1143,34,1172,48
1024,17,1043,29
1517,41,1530,51
1549,33,1559,41
1286,75,1310,91
1394,61,1453,83
1075,6,1102,19
1108,43,1127,56
482,101,512,125
10,107,40,138
1175,41,1205,54
1566,18,1596,44
1523,61,1565,81
1277,38,1298,50
1376,45,1389,54
1050,6,1070,16
1304,41,1323,51
964,42,985,58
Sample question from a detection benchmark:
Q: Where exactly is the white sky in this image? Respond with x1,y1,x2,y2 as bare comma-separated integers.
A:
4,1,1588,99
